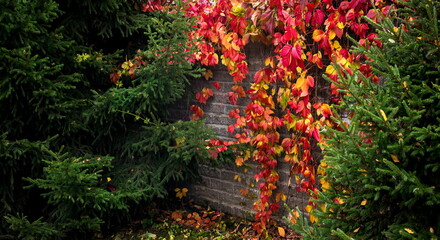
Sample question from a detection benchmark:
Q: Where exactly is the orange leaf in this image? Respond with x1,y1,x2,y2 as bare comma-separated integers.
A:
313,29,325,42
232,85,246,97
310,214,318,223
187,219,196,226
235,156,244,166
275,192,287,202
239,188,249,196
278,227,286,237
203,69,213,80
171,211,183,221
305,205,313,213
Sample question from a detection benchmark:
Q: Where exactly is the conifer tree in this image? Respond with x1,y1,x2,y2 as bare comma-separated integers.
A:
1,0,213,238
289,0,440,239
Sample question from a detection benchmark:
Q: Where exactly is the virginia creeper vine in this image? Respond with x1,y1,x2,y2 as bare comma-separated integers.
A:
114,0,393,235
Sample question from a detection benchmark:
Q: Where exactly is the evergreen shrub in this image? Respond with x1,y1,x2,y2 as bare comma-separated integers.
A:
1,0,218,238
288,0,440,239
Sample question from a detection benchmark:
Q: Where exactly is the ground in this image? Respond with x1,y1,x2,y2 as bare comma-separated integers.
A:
99,198,301,240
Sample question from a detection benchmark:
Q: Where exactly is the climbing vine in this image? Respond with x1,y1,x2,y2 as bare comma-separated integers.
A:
118,0,392,235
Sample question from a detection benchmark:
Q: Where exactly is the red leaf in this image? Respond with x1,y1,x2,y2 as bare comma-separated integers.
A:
228,109,240,118
280,44,292,59
228,125,235,134
228,92,238,105
270,202,279,211
311,9,325,27
292,44,302,60
190,105,204,120
212,81,221,90
196,88,214,104
254,70,263,84
307,75,314,87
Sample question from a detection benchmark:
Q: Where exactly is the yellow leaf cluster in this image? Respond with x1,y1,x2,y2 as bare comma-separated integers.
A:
175,188,188,199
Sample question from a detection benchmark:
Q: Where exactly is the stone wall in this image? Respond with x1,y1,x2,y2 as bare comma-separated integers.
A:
170,43,309,219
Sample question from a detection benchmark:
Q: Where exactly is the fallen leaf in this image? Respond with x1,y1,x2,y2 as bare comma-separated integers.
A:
171,211,182,221
278,226,286,237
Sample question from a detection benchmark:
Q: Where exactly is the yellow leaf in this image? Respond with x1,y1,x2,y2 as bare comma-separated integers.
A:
234,174,242,182
391,154,399,163
319,203,327,212
289,210,299,224
326,65,336,75
320,161,328,168
358,168,368,176
337,57,348,66
361,199,367,206
278,227,286,237
203,69,213,80
337,22,345,29
231,42,240,51
404,228,414,234
331,40,341,50
176,136,186,145
353,227,360,233
310,214,318,223
275,192,287,202
380,109,388,121
328,30,336,40
94,232,104,239
320,178,330,192
295,76,306,90
265,57,273,67
175,188,188,199
305,205,313,213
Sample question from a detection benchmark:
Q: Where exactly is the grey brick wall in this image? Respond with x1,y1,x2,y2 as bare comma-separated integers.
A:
170,42,310,219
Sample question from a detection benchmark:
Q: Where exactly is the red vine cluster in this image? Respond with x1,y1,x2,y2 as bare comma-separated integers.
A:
117,0,392,235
